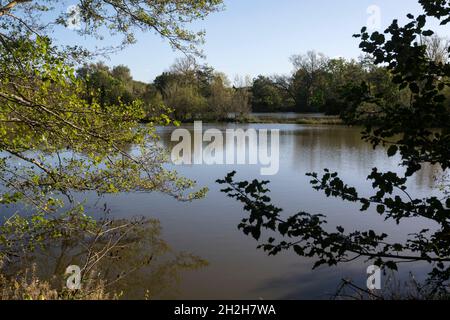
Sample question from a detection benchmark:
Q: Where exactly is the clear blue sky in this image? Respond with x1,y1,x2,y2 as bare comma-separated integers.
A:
55,0,449,83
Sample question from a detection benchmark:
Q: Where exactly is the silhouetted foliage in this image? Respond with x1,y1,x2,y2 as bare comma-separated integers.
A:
218,0,450,296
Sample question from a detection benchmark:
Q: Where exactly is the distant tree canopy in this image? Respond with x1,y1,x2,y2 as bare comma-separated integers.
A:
76,51,446,121
153,55,397,117
152,57,251,121
250,41,449,116
76,63,165,119
74,39,449,122
251,75,288,112
249,53,414,115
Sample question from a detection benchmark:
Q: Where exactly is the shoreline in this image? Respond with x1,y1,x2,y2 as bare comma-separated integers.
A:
242,115,344,125
144,115,345,126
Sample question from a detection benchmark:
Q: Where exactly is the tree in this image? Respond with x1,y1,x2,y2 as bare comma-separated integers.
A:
290,51,329,111
251,76,285,112
218,0,450,297
319,58,366,115
0,0,223,56
422,34,450,64
155,60,243,121
163,82,207,120
170,56,199,78
111,65,133,83
154,72,182,96
76,63,164,119
268,75,295,110
77,62,127,107
0,0,221,295
196,65,216,97
230,76,252,119
207,73,232,120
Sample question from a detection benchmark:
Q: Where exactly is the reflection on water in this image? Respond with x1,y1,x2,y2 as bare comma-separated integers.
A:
159,124,442,192
102,124,444,299
1,124,445,299
2,214,207,300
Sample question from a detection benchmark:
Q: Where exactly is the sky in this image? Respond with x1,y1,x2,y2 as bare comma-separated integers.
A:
54,0,450,83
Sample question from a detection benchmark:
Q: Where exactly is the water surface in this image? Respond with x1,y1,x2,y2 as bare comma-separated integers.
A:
101,123,443,299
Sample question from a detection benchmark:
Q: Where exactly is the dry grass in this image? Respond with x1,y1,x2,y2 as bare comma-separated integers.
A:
0,263,114,300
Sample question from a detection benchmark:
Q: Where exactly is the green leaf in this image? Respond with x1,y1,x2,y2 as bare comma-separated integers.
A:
409,83,420,94
422,30,434,36
376,205,385,214
293,245,304,256
387,145,398,157
385,261,398,271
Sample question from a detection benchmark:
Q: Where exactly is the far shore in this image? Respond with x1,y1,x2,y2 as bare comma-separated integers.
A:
148,114,345,125
241,114,343,125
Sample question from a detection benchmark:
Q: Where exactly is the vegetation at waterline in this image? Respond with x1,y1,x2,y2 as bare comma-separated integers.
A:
0,0,221,299
243,115,344,125
75,60,251,123
219,0,450,299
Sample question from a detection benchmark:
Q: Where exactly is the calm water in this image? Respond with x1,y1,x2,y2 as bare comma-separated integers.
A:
2,124,444,299
99,123,443,299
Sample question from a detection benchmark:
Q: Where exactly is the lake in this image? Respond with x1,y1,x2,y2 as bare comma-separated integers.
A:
95,123,443,299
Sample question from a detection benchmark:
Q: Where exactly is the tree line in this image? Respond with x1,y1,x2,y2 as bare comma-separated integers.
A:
77,35,449,122
75,58,251,122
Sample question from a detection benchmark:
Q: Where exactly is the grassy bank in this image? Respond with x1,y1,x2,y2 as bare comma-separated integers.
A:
155,115,345,125
239,115,344,125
